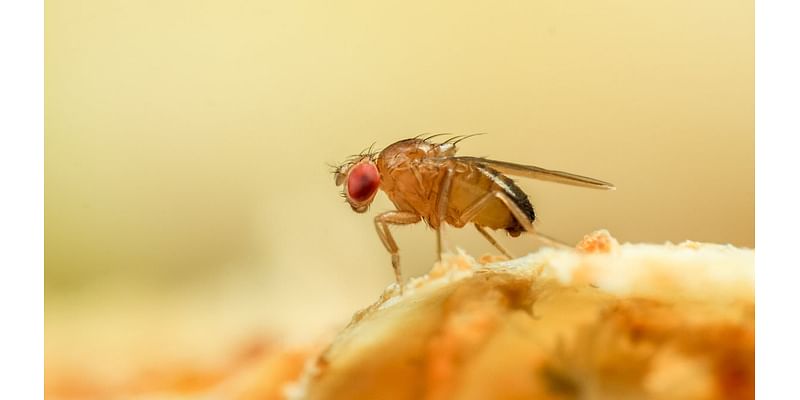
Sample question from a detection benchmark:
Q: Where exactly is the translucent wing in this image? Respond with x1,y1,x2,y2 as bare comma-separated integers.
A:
453,156,615,190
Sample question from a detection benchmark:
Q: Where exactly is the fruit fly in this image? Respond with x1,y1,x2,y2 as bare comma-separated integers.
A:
332,134,614,289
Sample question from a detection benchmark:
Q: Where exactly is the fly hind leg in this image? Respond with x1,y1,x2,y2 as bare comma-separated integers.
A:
493,192,571,249
456,190,514,258
374,211,422,292
474,224,512,258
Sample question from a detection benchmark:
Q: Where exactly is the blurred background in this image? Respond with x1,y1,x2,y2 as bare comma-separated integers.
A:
45,0,752,394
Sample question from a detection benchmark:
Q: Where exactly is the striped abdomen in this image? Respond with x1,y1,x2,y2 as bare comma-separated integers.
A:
444,161,535,236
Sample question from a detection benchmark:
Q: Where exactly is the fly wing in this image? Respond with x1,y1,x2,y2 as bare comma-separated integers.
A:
452,156,615,190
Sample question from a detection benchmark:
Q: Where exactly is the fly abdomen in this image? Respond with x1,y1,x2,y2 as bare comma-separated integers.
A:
474,165,535,236
442,163,535,236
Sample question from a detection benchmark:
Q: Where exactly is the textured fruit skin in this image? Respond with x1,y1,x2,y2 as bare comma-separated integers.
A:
291,240,755,400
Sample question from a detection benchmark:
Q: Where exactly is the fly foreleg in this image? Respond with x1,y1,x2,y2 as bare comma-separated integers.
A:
374,211,422,292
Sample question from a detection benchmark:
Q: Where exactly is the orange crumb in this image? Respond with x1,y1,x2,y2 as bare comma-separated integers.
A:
576,229,619,253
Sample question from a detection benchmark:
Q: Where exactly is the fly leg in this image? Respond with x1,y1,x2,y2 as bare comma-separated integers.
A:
494,192,571,249
474,224,512,258
434,165,456,261
532,231,571,248
436,229,443,261
411,163,446,261
374,211,422,292
456,190,514,258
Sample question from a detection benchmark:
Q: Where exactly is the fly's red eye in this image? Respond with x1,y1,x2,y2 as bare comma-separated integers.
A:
347,163,380,203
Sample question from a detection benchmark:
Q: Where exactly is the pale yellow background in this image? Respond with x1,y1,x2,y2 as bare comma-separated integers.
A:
45,0,753,384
